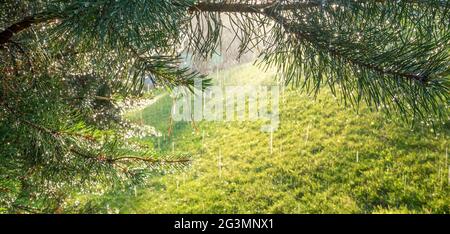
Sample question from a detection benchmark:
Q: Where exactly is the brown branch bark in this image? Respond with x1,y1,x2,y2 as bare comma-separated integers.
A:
2,0,441,78
189,1,430,82
188,0,447,14
110,156,190,164
188,1,320,14
17,115,189,165
2,1,445,47
263,10,428,82
0,15,56,46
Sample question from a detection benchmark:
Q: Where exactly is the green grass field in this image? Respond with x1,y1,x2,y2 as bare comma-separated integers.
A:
84,63,449,214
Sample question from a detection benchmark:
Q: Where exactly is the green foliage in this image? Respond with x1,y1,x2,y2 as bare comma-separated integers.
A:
189,0,450,124
1,0,449,213
0,0,203,213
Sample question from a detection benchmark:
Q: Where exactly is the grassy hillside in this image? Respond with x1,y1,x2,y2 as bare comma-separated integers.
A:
84,63,449,214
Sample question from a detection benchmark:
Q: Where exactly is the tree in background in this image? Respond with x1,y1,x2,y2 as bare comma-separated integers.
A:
0,0,449,213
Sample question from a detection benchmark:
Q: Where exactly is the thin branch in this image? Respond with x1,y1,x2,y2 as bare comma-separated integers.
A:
94,95,113,101
21,118,60,136
0,14,57,46
17,114,189,165
2,1,446,47
109,156,190,164
188,0,448,14
10,204,40,214
262,9,429,82
188,1,319,14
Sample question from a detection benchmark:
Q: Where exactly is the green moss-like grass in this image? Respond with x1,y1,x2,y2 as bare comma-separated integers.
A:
89,63,449,214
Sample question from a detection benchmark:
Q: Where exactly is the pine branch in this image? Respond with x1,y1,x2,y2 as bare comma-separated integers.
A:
189,1,444,82
188,1,319,13
109,156,190,164
0,14,58,46
17,113,189,166
2,0,447,47
263,10,430,83
188,0,448,14
10,204,40,214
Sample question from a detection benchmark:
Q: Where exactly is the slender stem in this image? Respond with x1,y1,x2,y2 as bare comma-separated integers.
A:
2,0,442,80
0,14,57,46
188,1,319,13
16,114,188,165
110,156,190,164
188,0,447,14
2,1,446,46
263,9,428,82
